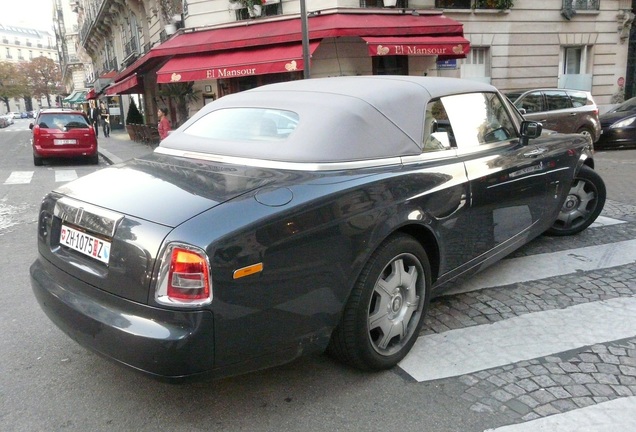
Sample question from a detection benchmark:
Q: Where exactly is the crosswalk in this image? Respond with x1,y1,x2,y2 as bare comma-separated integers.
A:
398,210,636,430
2,169,79,185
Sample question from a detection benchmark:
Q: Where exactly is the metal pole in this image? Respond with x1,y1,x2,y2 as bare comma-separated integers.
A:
300,0,310,79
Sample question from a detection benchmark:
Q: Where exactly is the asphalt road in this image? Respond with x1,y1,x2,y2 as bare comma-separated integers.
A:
1,121,635,431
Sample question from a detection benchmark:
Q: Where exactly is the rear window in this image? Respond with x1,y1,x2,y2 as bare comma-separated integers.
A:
568,91,590,108
37,113,89,130
183,108,299,142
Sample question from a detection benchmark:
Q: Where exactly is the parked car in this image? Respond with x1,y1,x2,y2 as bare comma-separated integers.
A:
595,97,636,149
2,113,14,126
0,115,8,128
29,108,98,166
31,76,605,381
11,112,22,119
506,88,601,142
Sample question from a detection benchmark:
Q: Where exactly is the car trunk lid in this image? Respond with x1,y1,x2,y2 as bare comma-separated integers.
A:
37,153,277,303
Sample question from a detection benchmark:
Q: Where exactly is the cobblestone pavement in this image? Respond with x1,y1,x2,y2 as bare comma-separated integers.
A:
414,199,636,426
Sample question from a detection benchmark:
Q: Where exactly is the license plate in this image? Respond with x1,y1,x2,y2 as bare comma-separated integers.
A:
54,139,77,145
60,224,111,264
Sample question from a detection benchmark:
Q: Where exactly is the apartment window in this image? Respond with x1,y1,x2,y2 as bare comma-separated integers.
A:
235,0,282,20
564,0,600,10
17,49,23,60
436,0,471,7
559,45,592,90
564,46,585,74
360,0,409,7
29,50,32,59
461,47,491,83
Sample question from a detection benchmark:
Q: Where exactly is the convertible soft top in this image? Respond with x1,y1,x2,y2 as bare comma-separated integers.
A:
161,76,498,164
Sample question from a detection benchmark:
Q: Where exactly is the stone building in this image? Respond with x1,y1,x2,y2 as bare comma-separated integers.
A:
68,0,634,128
0,23,58,114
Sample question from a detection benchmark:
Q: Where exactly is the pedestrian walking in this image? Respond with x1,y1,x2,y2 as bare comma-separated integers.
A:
157,107,171,140
88,100,101,137
100,101,110,137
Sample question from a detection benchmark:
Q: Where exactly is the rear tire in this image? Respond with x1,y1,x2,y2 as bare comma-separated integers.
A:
88,153,99,165
577,126,594,142
546,165,606,236
327,234,431,371
33,155,43,166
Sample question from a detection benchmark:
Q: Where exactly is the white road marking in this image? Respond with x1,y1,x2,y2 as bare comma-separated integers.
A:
399,296,636,382
3,171,34,185
484,396,636,432
444,238,636,296
591,215,626,228
55,170,78,183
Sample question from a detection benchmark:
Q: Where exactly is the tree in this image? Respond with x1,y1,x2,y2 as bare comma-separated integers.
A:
157,82,200,127
126,98,144,124
0,62,22,112
20,57,63,107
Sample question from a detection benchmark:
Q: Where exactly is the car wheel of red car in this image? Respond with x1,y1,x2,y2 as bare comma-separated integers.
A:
328,234,431,370
88,154,99,165
546,165,606,236
33,155,43,166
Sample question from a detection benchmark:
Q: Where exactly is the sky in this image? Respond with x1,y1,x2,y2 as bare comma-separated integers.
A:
2,0,55,31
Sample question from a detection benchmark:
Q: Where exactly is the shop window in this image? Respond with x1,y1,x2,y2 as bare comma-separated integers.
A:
373,56,408,75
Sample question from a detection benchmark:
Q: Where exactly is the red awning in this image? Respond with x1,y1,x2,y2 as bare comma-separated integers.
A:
157,42,320,83
152,13,465,57
115,12,468,83
86,88,97,99
105,74,143,95
362,36,470,58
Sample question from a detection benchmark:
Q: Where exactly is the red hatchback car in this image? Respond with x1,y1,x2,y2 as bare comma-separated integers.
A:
30,109,98,166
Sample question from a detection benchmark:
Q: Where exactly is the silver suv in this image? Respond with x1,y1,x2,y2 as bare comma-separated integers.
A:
506,89,601,142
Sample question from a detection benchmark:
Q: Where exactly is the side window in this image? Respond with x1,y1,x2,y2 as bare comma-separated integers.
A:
423,99,454,152
568,91,588,108
440,92,516,149
544,91,572,111
516,92,543,113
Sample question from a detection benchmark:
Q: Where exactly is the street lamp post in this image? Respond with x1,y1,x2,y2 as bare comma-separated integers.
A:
300,0,310,79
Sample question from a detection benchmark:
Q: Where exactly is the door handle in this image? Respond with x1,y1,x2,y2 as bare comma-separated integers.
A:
523,148,547,158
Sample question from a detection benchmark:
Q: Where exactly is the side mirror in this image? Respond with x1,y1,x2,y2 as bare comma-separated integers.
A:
520,121,542,145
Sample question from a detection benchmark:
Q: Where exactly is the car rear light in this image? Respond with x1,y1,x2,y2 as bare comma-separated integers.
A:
33,125,41,139
156,243,212,307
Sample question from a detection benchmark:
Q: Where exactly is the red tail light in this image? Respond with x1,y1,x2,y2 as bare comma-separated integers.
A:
156,243,212,306
33,124,41,139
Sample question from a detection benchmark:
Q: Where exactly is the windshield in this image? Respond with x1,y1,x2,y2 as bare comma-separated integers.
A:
610,97,636,113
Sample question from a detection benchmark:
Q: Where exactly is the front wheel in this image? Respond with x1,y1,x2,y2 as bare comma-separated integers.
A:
327,234,431,371
546,165,606,236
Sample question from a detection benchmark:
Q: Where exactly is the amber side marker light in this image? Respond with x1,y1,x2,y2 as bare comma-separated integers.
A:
233,263,264,279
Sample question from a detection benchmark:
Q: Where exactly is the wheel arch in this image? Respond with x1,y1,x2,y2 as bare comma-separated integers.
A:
394,223,441,284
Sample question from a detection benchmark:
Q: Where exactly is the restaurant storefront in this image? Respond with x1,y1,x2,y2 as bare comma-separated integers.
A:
105,10,470,123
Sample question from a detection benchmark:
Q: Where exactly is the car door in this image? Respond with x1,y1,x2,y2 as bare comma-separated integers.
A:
440,91,550,261
543,90,576,133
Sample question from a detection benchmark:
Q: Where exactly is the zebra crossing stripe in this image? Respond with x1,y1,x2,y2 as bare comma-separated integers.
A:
399,296,636,383
3,171,34,185
55,170,78,183
484,395,636,431
444,238,636,296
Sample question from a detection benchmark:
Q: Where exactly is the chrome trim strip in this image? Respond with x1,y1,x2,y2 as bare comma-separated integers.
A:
154,146,403,171
54,197,124,238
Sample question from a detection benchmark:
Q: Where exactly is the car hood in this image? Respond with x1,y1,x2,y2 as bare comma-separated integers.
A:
54,152,277,227
599,111,634,127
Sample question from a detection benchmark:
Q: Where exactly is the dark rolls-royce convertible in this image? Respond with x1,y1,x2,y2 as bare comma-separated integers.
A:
31,76,606,380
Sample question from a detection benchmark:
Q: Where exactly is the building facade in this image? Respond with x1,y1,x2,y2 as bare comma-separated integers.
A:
0,23,59,114
69,0,634,128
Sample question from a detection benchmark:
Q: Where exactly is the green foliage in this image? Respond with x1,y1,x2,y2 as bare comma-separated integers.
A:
157,82,200,127
474,0,514,10
126,98,144,124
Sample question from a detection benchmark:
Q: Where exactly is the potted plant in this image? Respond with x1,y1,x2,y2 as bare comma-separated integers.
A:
125,98,144,140
475,0,514,10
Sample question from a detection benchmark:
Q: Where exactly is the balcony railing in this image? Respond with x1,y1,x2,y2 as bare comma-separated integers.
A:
360,0,409,6
565,0,600,10
435,0,471,8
